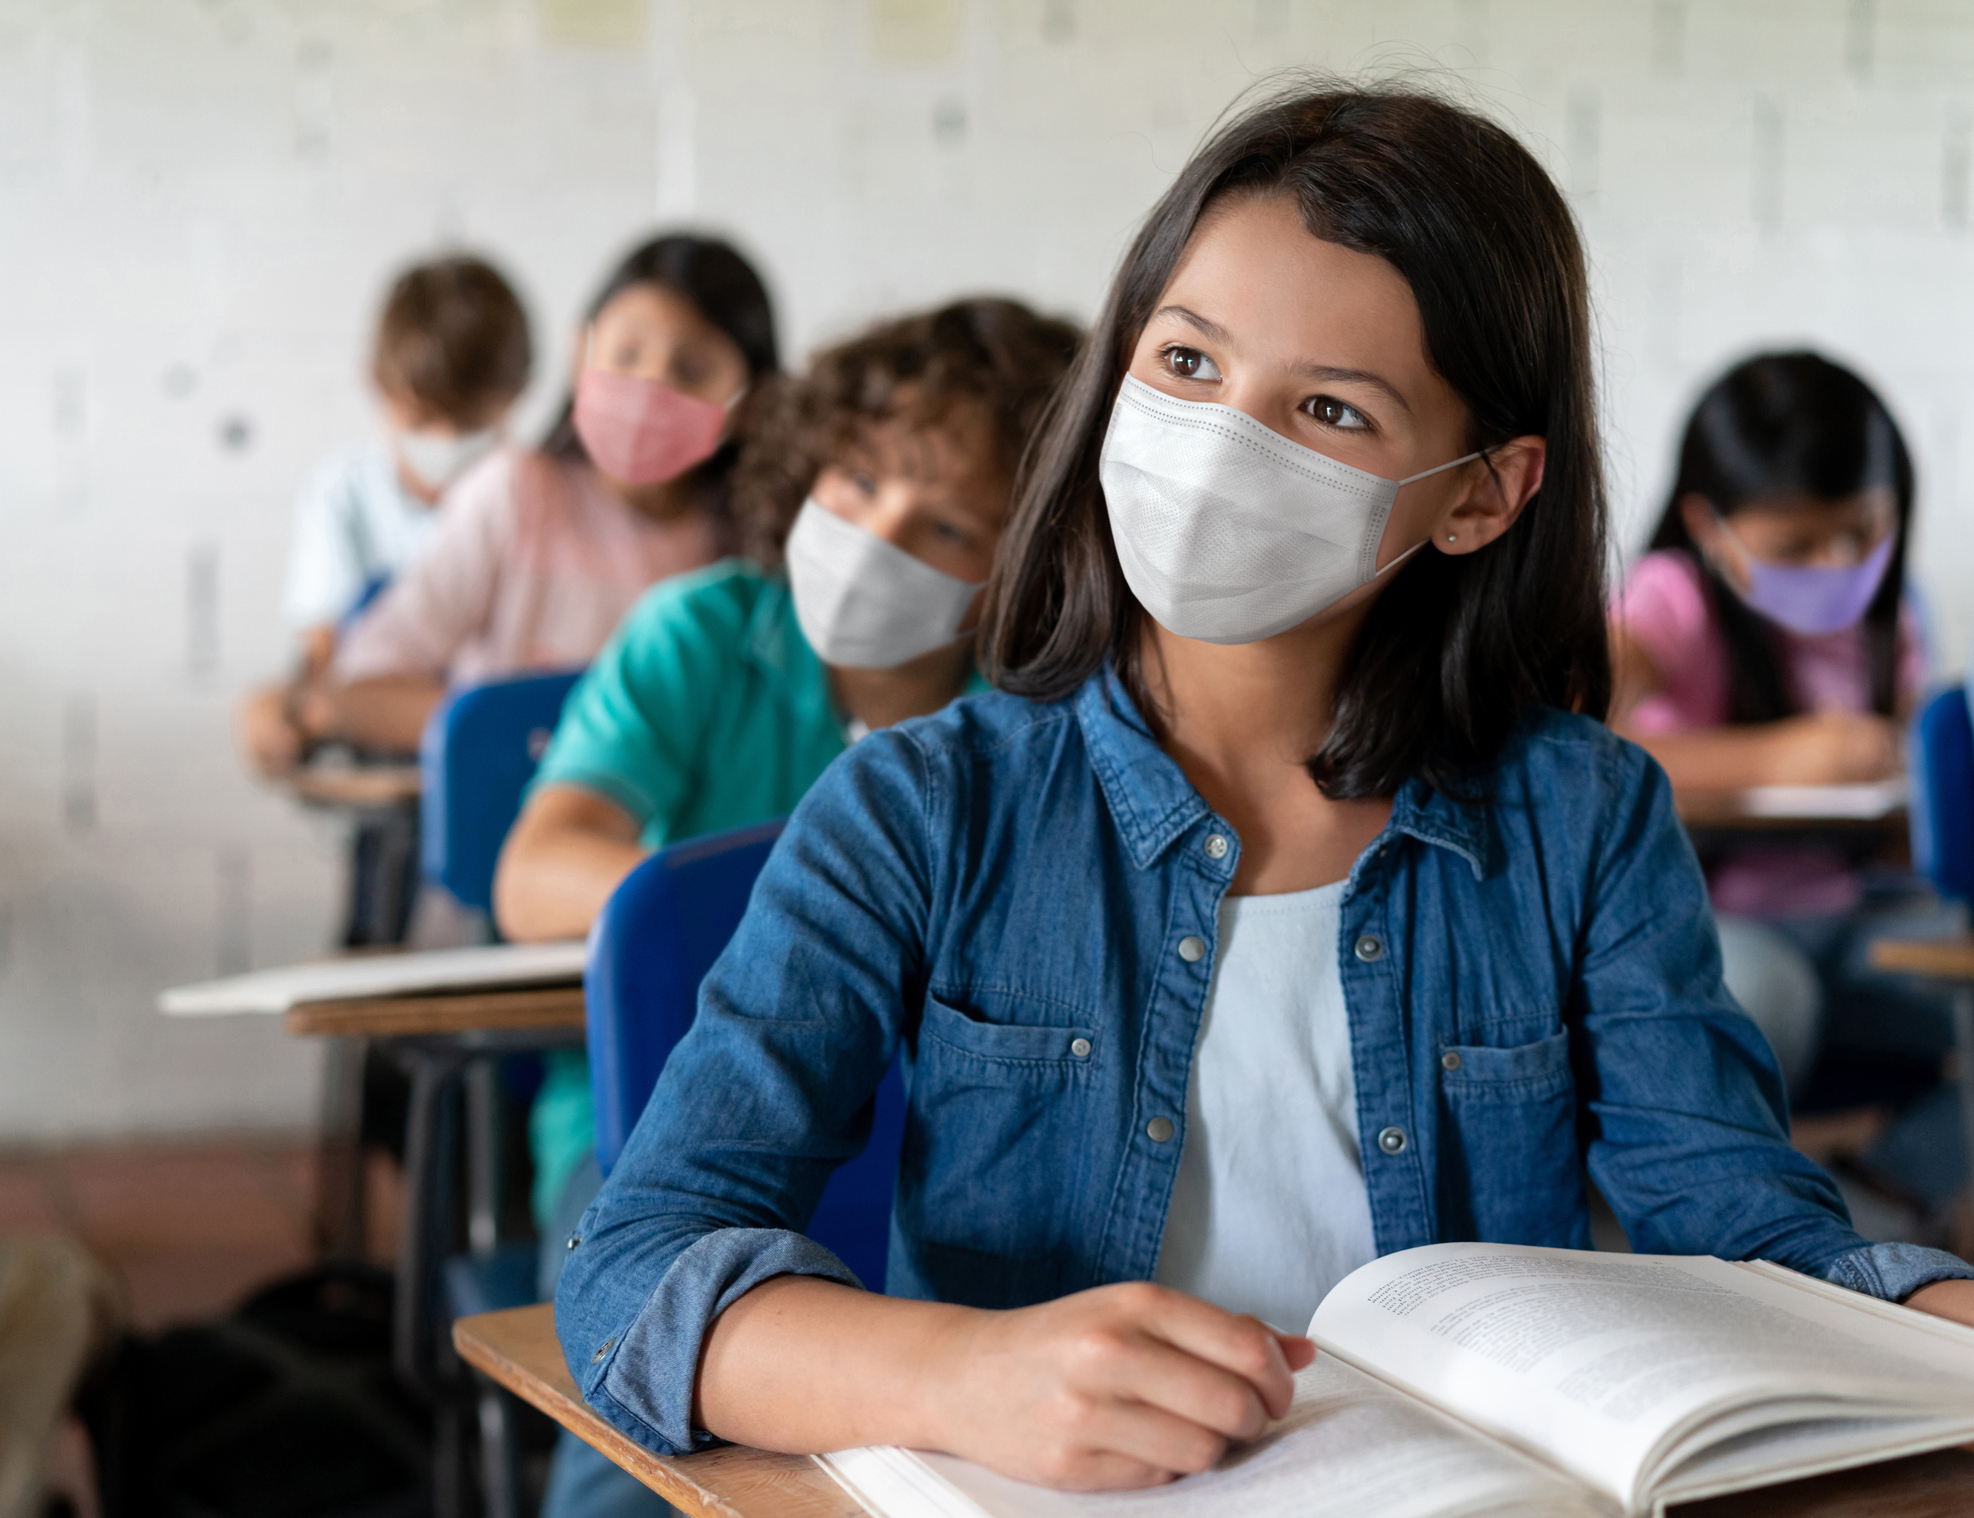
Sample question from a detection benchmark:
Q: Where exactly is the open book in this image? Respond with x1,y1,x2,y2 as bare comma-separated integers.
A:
820,1242,1974,1518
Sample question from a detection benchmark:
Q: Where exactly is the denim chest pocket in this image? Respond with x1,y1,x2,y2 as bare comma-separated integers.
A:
1436,1028,1584,1246
917,992,1099,1090
1439,1028,1574,1101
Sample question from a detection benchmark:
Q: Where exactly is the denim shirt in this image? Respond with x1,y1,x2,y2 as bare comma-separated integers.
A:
558,667,1973,1456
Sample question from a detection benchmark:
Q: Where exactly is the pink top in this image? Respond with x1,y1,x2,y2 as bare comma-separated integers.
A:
334,449,721,689
1611,549,1924,918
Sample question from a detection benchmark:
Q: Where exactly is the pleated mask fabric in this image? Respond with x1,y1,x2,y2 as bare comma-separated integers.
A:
1098,374,1476,644
785,498,984,670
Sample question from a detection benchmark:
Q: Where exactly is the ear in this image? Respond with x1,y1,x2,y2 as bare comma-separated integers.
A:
1678,492,1719,548
1437,436,1545,554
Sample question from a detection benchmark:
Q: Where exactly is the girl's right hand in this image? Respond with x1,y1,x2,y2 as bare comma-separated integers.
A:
927,1282,1315,1491
1767,710,1901,785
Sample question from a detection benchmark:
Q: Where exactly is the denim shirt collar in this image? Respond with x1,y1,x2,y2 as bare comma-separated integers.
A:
1076,661,1492,880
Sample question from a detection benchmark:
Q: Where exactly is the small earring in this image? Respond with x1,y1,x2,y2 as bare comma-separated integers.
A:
1446,534,1456,543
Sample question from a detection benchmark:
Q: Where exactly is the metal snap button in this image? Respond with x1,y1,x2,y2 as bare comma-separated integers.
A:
1354,934,1384,963
1440,1051,1462,1072
1146,1116,1175,1143
566,1234,581,1250
1070,1037,1092,1058
1204,833,1229,860
591,1337,616,1363
1178,935,1207,963
1377,1126,1408,1155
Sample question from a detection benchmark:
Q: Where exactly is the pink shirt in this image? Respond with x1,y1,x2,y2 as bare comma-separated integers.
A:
334,448,721,689
1611,549,1924,918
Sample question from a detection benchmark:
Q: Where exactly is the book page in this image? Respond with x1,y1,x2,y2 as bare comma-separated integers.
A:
157,939,587,1014
1311,1244,1974,1515
820,1355,1607,1518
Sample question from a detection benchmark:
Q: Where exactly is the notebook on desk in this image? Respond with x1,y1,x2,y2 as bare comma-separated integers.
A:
1734,780,1907,820
159,940,589,1015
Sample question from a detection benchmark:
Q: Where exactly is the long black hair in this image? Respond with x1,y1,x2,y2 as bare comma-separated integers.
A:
982,79,1609,801
540,232,780,490
1646,351,1912,722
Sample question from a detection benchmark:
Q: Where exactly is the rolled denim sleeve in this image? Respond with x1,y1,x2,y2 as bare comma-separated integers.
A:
1825,1242,1974,1302
554,727,936,1455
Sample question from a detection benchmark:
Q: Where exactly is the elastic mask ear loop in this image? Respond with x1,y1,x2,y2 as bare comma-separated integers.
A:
1396,449,1483,487
1386,447,1485,569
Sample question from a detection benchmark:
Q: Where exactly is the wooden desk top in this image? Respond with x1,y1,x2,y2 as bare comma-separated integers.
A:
1869,936,1974,981
455,1303,1974,1518
456,1305,861,1517
289,763,422,809
284,983,586,1038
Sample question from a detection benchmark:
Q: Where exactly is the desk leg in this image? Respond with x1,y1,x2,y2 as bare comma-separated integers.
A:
1957,988,1974,1210
394,1045,466,1390
465,1058,502,1255
313,1037,369,1260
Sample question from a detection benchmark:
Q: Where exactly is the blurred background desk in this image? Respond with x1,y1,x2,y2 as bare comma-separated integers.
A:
286,756,426,950
1869,935,1974,1214
1677,780,1907,842
453,1303,1974,1518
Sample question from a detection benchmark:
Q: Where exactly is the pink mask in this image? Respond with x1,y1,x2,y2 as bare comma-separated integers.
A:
573,368,732,486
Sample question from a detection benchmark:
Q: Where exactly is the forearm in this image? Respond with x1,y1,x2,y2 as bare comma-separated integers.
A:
493,789,648,941
695,1275,971,1454
1617,725,1798,791
303,675,446,754
1901,1278,1974,1325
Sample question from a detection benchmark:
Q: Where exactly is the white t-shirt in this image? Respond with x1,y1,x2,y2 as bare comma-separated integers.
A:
1153,879,1377,1333
281,443,441,631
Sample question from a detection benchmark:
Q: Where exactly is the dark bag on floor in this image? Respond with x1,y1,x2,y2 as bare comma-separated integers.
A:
78,1262,430,1518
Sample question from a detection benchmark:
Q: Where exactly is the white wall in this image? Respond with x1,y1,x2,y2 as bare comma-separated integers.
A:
2,0,1970,1139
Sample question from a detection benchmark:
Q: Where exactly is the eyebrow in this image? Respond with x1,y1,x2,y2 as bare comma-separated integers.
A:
1148,304,1413,414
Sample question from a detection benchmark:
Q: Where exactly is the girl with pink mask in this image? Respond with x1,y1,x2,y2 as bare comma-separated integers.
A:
1611,351,1961,1233
285,233,778,754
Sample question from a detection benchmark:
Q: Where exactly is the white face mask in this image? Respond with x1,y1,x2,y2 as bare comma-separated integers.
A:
396,427,499,492
1098,374,1479,645
785,498,984,670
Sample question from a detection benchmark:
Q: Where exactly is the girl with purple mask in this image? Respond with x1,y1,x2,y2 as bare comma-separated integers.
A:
1610,352,1961,1235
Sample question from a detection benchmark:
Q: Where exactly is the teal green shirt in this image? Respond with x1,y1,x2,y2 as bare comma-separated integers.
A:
524,558,986,1222
527,559,845,1223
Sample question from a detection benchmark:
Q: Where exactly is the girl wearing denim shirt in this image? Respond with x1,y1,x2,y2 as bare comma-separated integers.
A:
559,84,1974,1492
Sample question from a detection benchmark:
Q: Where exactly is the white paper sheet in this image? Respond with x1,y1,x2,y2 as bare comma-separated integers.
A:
158,940,588,1015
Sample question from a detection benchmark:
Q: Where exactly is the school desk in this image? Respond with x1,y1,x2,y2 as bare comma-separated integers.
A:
453,1302,1974,1518
1868,935,1974,1193
281,989,584,1393
1675,779,1907,832
286,758,425,948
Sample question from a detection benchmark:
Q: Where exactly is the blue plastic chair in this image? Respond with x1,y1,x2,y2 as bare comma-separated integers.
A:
1910,685,1974,905
587,818,909,1292
419,669,584,914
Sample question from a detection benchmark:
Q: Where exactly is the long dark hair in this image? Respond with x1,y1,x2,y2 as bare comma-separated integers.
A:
982,80,1610,800
1646,351,1912,721
540,232,780,499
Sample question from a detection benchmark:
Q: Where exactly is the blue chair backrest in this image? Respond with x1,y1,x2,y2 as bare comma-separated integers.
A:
587,818,908,1292
1911,685,1974,905
420,669,584,914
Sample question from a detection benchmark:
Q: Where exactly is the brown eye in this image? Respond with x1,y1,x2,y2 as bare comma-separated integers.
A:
1170,347,1202,378
1304,394,1370,430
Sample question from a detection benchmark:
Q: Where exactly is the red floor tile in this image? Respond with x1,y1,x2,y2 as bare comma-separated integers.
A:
0,1160,65,1234
57,1144,311,1251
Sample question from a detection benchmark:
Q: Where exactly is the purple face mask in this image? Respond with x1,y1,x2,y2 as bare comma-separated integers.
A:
1715,520,1895,638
